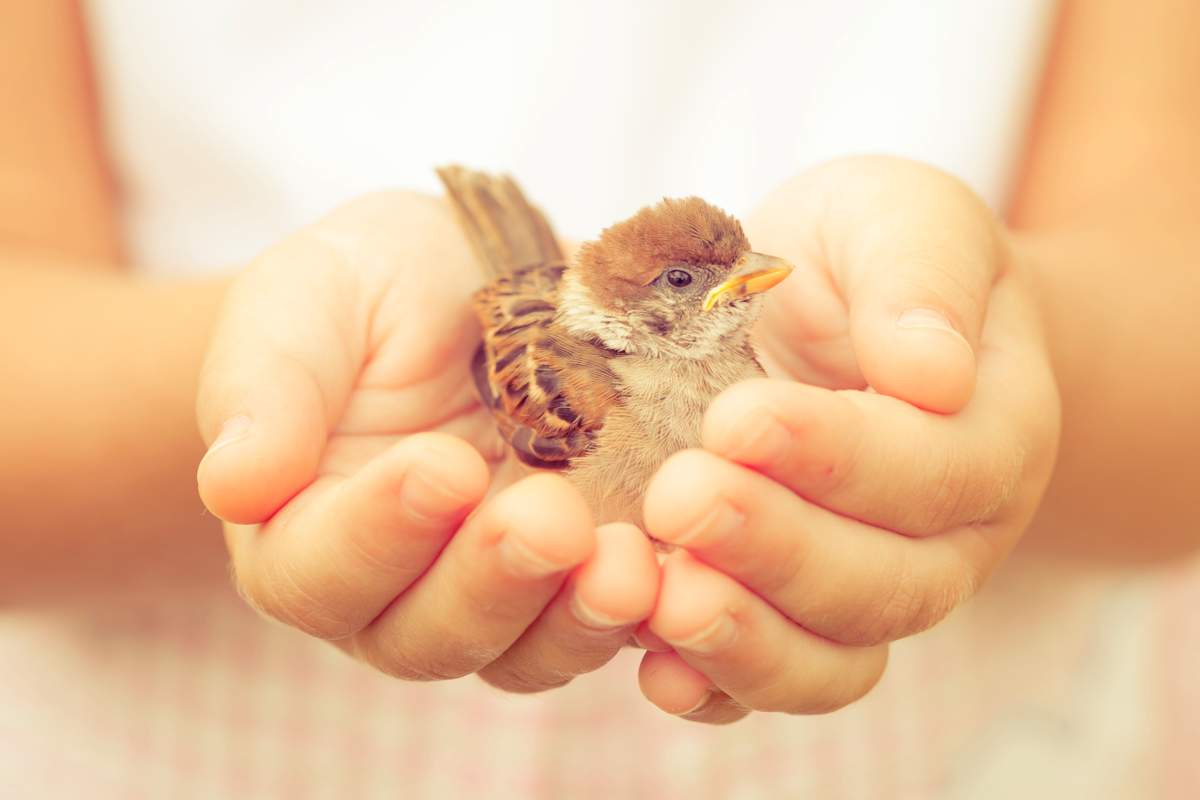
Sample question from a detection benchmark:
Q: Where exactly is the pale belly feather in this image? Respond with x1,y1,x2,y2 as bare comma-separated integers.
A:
567,352,763,525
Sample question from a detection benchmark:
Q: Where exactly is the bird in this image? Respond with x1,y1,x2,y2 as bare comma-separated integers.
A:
437,166,793,525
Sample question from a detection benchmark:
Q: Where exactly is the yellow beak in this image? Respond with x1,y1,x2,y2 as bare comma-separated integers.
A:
702,252,795,312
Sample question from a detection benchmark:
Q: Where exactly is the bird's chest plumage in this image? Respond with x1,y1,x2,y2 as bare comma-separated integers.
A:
436,165,789,526
567,350,762,524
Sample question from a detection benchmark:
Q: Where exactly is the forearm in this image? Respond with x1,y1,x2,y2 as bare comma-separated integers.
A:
0,259,229,602
1008,0,1200,562
1015,228,1200,562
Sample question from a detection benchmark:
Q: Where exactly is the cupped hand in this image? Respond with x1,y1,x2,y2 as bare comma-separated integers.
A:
637,157,1061,723
196,192,657,691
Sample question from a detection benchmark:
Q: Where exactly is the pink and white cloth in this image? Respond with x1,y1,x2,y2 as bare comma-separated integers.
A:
4,552,1198,798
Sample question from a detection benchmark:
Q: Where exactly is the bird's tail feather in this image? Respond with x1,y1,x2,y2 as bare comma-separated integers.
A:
435,165,564,277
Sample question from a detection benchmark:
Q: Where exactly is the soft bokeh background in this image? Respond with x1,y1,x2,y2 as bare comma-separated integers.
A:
2,1,1198,798
86,0,1048,272
5,551,1200,797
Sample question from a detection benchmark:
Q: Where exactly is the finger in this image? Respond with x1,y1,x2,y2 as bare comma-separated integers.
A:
638,651,749,725
753,254,862,388
350,473,595,681
646,449,993,645
753,156,1003,412
702,378,1031,536
648,551,888,714
196,236,364,523
479,523,659,693
226,433,490,639
633,621,671,653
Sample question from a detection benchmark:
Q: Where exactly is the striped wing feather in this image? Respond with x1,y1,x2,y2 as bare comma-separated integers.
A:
439,165,616,469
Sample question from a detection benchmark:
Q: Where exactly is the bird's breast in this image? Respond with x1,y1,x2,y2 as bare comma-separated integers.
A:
612,356,724,451
568,350,763,524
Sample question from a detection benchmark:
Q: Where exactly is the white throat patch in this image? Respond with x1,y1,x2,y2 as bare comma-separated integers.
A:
556,271,636,352
555,269,758,359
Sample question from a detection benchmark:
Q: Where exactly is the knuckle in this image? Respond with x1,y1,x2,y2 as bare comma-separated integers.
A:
551,629,624,668
791,647,889,716
358,632,498,682
839,155,991,216
456,576,529,629
789,682,855,716
922,443,978,532
230,562,271,620
733,630,837,715
791,433,856,500
683,696,751,726
479,624,625,693
819,396,865,494
925,438,1024,532
342,515,423,578
753,528,813,603
831,560,918,645
250,558,356,641
786,390,866,499
842,553,969,645
479,660,575,695
979,445,1026,522
901,580,959,638
734,658,793,715
763,388,868,506
896,256,985,328
718,617,888,716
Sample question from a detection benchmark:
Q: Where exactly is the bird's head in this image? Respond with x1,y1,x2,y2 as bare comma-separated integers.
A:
557,197,794,358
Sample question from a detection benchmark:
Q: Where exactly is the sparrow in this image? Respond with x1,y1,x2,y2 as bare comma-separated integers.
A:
437,166,793,525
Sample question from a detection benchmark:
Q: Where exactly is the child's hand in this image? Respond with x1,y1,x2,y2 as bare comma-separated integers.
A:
637,158,1061,723
195,193,657,691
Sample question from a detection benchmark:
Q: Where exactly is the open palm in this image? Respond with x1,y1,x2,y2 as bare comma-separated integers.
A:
636,158,1061,723
197,192,657,691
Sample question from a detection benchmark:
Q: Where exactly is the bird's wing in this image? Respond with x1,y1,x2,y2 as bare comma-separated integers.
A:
472,272,618,469
439,165,617,470
436,165,563,277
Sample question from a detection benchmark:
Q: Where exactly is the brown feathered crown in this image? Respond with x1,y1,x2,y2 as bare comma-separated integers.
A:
574,197,750,301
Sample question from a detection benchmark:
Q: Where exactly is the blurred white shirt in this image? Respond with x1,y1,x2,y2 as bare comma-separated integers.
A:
85,0,1052,273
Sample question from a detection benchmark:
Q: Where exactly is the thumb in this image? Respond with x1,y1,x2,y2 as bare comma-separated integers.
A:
771,157,1002,413
196,238,360,524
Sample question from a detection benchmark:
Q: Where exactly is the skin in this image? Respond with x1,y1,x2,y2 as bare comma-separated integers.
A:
1,0,1197,715
197,192,660,689
636,1,1200,723
0,0,225,602
638,159,1059,721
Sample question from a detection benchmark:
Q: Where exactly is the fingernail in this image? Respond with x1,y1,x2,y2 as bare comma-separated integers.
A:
662,501,744,547
570,593,634,631
896,308,970,347
498,535,573,579
729,410,790,465
399,468,472,522
666,612,739,655
634,627,671,652
204,415,252,458
680,690,714,717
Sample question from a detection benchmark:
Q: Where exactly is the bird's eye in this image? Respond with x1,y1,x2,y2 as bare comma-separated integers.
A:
665,269,693,288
